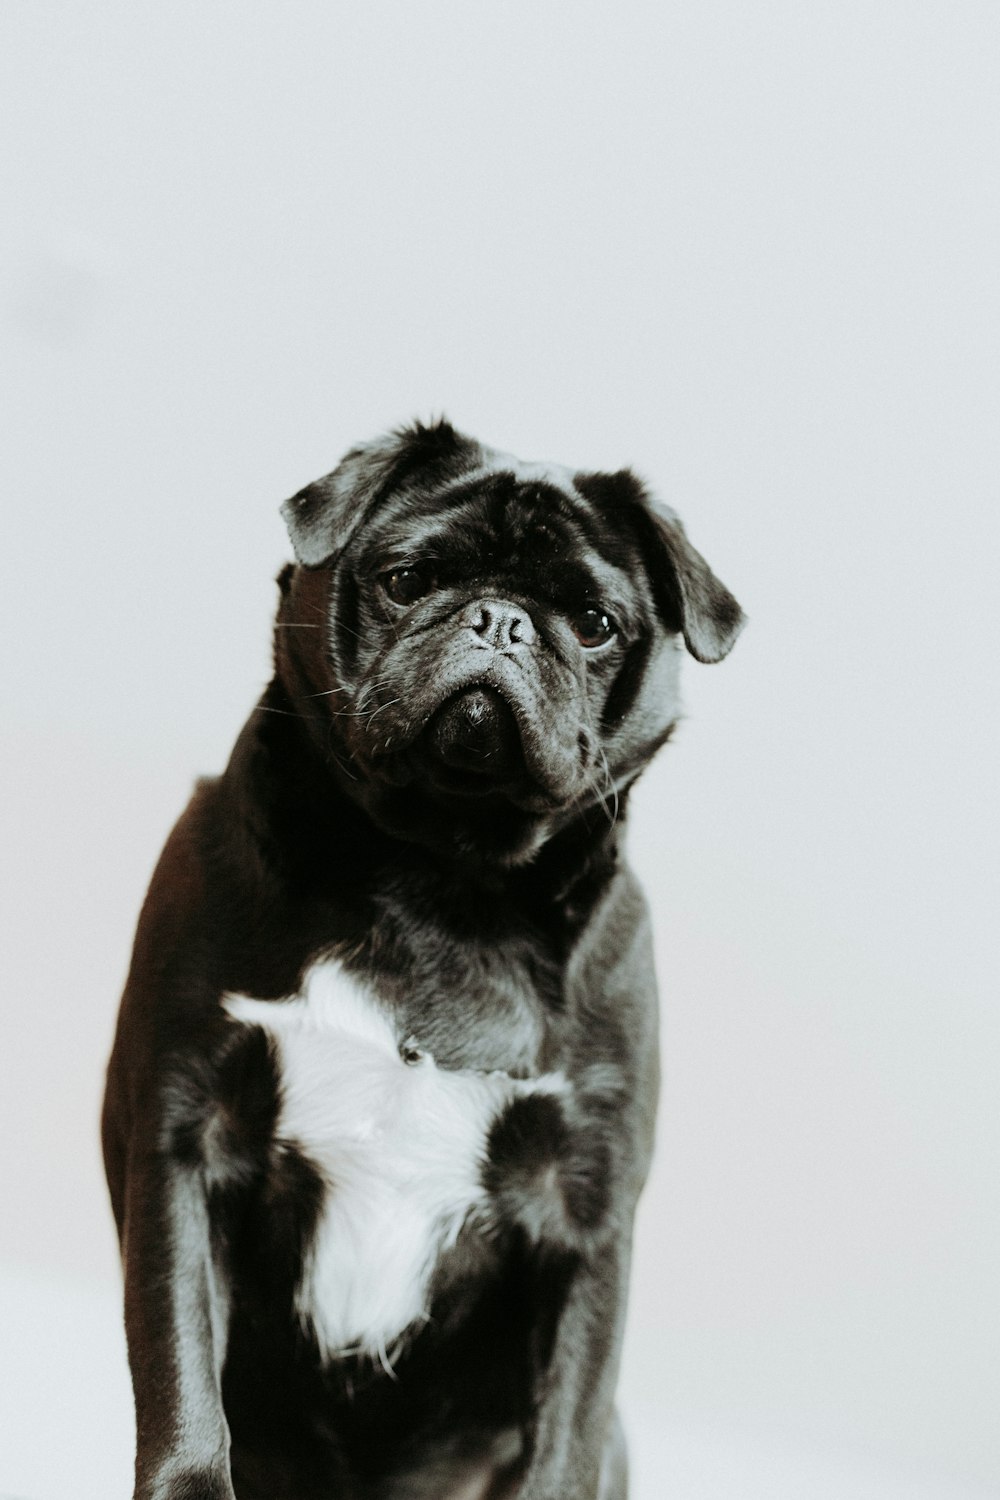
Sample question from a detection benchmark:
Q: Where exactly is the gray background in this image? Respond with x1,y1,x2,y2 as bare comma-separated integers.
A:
1,3,997,1495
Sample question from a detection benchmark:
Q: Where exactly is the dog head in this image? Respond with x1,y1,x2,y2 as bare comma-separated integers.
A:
277,420,744,864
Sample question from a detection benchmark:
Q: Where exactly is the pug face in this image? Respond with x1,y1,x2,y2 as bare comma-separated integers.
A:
278,421,743,863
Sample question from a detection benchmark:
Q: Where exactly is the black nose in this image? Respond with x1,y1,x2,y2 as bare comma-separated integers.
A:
464,600,536,649
426,687,522,779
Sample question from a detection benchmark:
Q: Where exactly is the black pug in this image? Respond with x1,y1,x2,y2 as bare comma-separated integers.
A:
102,419,744,1500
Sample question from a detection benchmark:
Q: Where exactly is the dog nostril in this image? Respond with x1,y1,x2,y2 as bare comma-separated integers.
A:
506,609,536,646
467,601,537,648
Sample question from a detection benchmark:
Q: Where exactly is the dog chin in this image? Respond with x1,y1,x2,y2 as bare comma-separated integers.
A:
356,774,558,867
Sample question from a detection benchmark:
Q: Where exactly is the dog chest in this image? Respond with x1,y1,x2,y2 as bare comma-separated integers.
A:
355,905,555,1077
223,962,563,1366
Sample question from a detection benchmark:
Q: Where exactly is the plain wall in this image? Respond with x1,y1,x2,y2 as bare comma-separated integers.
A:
1,2,997,1494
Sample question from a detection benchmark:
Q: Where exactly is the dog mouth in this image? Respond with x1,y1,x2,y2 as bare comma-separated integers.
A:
366,682,558,811
418,685,533,800
355,646,592,814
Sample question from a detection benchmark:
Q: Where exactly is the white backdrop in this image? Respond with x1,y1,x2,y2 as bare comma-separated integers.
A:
1,3,997,1497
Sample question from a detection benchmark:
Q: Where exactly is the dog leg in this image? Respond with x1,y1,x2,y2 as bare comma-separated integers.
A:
123,1153,235,1500
597,1409,628,1500
518,1235,631,1500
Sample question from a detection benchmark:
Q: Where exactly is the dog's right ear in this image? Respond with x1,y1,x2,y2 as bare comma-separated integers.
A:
281,419,475,567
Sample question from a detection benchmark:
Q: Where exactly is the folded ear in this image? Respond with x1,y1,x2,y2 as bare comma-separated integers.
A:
281,418,475,567
577,468,745,663
647,496,746,663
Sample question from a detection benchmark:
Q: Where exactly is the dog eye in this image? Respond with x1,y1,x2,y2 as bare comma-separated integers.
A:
571,607,617,648
382,566,436,605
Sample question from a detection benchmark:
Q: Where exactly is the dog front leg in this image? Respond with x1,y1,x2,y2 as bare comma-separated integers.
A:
519,1233,631,1500
123,1151,235,1500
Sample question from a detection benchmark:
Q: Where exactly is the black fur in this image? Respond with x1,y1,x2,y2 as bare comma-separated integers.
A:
103,421,743,1500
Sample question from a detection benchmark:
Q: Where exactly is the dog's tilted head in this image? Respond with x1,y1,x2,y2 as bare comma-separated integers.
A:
276,419,744,864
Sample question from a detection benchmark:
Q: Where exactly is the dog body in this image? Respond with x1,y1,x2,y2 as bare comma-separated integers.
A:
102,421,743,1500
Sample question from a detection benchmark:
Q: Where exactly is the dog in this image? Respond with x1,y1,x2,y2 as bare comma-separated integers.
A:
102,419,744,1500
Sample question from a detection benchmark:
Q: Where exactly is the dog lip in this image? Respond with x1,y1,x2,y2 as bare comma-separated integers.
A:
422,685,526,787
359,661,586,808
360,684,560,810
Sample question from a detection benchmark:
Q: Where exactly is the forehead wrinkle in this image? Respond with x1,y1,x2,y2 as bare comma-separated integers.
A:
439,474,597,548
435,459,584,526
366,493,495,568
397,488,588,567
355,483,467,565
356,470,648,627
367,453,589,551
364,485,641,616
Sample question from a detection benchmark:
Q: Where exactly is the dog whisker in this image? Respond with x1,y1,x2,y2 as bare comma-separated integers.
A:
576,746,619,832
254,705,308,720
325,729,360,780
364,697,402,723
335,619,368,643
596,746,620,830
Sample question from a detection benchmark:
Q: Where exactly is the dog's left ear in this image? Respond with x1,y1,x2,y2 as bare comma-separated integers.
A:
645,497,746,663
581,469,745,663
281,419,474,567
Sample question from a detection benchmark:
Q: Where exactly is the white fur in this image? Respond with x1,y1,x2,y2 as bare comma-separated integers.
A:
224,964,563,1366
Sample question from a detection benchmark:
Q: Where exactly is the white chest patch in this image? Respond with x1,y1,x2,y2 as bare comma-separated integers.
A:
224,964,564,1366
